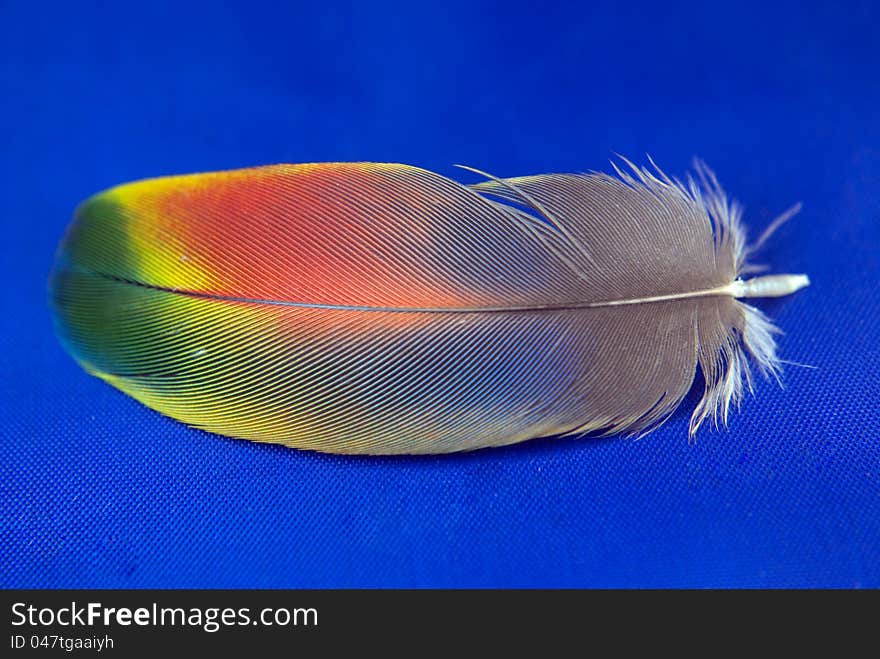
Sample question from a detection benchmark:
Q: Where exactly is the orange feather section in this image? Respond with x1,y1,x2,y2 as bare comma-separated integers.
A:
71,163,587,308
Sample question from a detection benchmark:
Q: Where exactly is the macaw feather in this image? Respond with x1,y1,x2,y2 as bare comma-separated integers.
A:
48,158,808,454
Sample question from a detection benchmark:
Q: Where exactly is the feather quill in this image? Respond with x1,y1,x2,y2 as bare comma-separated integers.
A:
48,159,808,454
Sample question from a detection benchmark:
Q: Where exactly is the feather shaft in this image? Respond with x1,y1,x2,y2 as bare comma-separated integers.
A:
730,274,810,298
82,269,808,314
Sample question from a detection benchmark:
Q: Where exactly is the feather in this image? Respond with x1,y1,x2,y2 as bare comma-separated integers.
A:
48,159,809,454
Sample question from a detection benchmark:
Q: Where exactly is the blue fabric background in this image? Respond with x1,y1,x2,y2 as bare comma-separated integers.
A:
2,0,878,588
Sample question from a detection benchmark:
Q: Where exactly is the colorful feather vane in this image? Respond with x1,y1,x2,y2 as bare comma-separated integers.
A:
48,159,808,454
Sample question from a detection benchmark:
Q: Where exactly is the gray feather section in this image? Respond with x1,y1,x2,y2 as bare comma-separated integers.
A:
471,159,783,436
